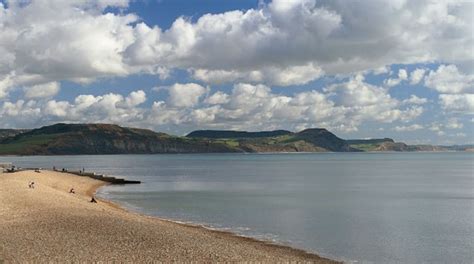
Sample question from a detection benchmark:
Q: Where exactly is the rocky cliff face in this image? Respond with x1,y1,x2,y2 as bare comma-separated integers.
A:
374,142,410,151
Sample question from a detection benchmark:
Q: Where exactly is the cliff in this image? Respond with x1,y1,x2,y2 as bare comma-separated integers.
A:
0,123,240,155
0,123,465,155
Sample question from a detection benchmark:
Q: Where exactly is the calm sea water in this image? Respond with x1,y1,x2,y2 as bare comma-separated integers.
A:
3,153,473,263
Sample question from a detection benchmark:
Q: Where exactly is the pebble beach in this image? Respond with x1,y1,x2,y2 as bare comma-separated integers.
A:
0,170,338,263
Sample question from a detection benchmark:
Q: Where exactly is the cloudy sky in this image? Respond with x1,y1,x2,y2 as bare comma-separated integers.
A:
0,0,473,144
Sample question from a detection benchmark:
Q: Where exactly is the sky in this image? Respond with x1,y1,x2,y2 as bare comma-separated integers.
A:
0,0,473,144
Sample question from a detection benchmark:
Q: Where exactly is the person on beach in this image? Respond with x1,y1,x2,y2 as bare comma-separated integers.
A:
90,197,97,203
69,188,75,194
28,181,35,189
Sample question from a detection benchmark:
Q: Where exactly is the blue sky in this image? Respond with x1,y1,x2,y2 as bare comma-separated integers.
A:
0,0,472,144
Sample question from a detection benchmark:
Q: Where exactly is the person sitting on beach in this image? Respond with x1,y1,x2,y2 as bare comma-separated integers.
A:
69,188,75,194
28,181,35,189
90,197,97,203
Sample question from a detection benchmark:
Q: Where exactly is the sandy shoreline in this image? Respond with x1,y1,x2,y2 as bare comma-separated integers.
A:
0,170,339,263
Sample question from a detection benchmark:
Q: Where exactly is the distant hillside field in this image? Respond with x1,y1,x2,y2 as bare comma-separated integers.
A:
0,123,240,155
0,123,465,155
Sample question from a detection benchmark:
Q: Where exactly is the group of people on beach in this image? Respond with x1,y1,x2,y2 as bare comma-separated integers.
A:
25,167,98,204
69,187,96,202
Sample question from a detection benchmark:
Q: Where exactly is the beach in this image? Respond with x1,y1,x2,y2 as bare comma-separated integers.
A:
0,170,337,263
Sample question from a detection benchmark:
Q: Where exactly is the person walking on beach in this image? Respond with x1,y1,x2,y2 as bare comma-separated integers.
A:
90,197,97,203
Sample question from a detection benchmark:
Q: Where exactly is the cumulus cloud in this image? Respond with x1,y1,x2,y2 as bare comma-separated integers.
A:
0,0,139,97
409,68,426,85
0,0,472,95
0,90,148,128
124,90,146,107
0,0,472,142
204,91,230,105
384,69,408,87
0,80,423,133
429,118,465,135
191,62,324,86
23,82,60,99
402,95,428,105
167,83,208,108
445,118,464,129
151,79,423,133
425,65,474,94
439,94,474,114
324,74,422,124
394,124,423,132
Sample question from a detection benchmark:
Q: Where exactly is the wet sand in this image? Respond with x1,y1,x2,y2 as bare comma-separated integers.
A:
0,170,338,263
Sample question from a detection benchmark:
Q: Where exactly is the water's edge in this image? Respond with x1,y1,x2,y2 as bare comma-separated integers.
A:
95,184,349,263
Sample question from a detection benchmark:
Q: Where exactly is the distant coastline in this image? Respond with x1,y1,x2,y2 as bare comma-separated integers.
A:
0,123,472,155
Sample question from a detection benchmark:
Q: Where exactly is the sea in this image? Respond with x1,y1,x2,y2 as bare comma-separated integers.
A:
2,152,473,263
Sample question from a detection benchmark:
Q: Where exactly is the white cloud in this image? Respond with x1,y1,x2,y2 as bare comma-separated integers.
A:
0,0,137,96
0,74,14,98
394,124,423,132
439,94,474,114
168,83,208,108
151,78,422,132
1,100,40,118
205,91,230,105
425,65,474,94
0,0,472,95
124,0,473,84
409,68,426,85
384,69,408,87
324,74,422,124
402,95,428,105
445,118,463,129
0,80,423,133
23,82,60,99
370,66,390,75
44,100,70,117
191,62,324,86
124,90,146,107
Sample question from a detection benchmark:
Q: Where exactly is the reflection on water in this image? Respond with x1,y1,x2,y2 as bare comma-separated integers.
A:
4,152,474,263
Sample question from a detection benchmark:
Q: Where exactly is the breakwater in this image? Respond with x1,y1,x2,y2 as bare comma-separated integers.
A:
4,166,141,184
65,170,141,184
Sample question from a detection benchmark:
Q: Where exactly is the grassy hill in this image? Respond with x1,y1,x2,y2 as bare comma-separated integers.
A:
0,123,240,155
0,123,462,155
347,138,395,151
187,128,357,152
